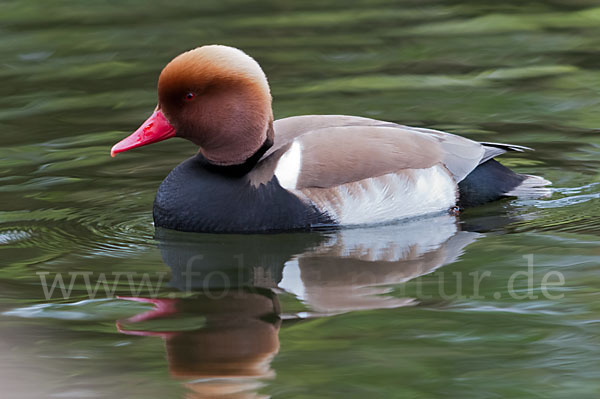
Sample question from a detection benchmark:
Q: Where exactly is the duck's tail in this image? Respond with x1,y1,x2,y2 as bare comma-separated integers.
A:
504,173,552,198
479,141,552,198
458,143,551,208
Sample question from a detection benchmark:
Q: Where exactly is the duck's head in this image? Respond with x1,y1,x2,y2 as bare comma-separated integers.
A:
111,45,273,166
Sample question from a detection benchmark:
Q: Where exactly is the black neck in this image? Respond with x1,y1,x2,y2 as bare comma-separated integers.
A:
198,136,273,177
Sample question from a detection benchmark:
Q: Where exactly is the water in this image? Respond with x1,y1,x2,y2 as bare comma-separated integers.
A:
1,0,600,397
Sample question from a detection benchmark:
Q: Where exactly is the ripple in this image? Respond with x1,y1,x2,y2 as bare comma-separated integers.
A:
2,298,145,320
0,229,31,245
0,207,155,260
517,192,600,210
510,182,600,235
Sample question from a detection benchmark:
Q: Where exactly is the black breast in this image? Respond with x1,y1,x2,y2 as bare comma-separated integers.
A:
153,154,332,233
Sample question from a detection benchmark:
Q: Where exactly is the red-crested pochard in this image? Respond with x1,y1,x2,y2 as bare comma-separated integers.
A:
111,45,550,233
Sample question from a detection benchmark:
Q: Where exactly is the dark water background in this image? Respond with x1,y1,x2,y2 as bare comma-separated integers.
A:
1,0,600,398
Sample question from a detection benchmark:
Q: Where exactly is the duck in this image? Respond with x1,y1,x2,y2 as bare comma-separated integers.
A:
111,45,550,233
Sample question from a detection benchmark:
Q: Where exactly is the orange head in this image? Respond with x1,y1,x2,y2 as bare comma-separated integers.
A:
111,45,273,166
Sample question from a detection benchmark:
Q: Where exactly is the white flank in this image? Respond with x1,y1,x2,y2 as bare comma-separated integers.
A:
274,140,302,189
312,165,457,225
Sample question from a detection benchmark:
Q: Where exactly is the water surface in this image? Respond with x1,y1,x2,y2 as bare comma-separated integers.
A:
1,0,600,398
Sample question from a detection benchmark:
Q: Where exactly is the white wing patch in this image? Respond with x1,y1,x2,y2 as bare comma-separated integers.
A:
302,165,457,226
274,140,302,189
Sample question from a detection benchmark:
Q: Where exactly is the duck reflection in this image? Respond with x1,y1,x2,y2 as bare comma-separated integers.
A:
278,215,479,313
118,289,279,399
118,214,482,398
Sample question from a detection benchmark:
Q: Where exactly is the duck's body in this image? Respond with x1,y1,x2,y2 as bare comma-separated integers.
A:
153,114,546,233
111,45,549,233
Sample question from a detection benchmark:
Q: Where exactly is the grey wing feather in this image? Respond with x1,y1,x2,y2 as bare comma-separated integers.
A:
480,142,533,152
269,115,535,186
480,142,534,164
400,125,485,182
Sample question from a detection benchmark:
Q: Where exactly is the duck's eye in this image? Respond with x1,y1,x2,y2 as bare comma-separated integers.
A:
184,92,196,101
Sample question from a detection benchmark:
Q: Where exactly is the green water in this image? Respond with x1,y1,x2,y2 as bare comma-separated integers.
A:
1,0,600,397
